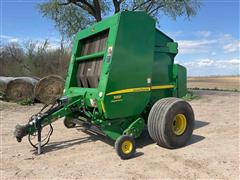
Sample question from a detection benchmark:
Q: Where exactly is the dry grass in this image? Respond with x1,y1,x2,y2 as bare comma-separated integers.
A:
187,76,240,91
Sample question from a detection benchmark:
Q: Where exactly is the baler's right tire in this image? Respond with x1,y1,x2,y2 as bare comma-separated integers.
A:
148,98,194,149
63,117,76,128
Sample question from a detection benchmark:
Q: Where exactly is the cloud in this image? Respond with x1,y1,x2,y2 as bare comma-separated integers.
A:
178,39,217,54
170,30,212,38
0,35,64,51
228,59,240,65
223,40,240,53
197,59,214,67
0,35,19,43
33,41,59,50
211,52,216,56
177,32,239,55
0,35,12,39
183,59,214,68
218,33,233,43
197,31,212,37
47,42,61,50
165,31,183,38
179,58,240,76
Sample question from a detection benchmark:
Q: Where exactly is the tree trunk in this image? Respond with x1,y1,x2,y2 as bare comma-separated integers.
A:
113,0,121,13
93,0,102,21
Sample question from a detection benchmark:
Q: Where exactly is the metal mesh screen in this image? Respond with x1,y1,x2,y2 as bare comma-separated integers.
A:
76,30,109,88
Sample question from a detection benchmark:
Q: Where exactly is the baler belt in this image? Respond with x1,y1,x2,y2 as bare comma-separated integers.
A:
106,85,174,96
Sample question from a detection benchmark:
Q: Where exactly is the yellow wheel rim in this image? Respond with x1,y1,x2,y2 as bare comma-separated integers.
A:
172,114,187,136
121,140,133,154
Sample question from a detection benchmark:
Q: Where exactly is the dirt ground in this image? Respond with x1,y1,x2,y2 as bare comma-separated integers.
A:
1,90,239,179
188,76,240,91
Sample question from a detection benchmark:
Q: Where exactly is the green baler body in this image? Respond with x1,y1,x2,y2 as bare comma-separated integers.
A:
59,11,186,140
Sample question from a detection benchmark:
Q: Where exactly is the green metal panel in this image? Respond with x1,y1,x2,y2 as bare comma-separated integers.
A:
103,11,155,119
173,64,187,97
149,30,178,104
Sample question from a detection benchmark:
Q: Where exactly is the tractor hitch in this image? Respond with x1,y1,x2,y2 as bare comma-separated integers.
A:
14,124,30,142
14,112,46,154
13,97,70,154
14,111,48,143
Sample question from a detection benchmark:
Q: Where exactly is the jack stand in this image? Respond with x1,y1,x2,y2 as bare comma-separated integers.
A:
37,123,42,155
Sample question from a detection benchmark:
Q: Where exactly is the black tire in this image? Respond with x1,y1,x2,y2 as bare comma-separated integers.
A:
148,97,194,149
63,117,76,128
115,135,136,160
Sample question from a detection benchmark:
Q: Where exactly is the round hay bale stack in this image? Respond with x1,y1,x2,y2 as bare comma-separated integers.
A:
34,75,65,104
0,77,15,96
5,77,38,102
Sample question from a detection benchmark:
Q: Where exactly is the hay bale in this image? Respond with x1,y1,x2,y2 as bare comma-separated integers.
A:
0,77,15,95
34,75,65,104
5,77,38,102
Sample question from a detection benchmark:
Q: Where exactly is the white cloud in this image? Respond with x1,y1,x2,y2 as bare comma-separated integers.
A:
197,59,214,67
166,31,183,38
228,59,240,65
223,40,240,53
0,35,19,43
1,34,62,45
0,35,12,39
32,40,61,51
8,38,19,43
211,52,216,55
218,33,233,43
179,58,240,76
0,35,64,51
178,39,217,54
197,31,212,37
48,42,60,50
183,59,214,68
177,32,239,55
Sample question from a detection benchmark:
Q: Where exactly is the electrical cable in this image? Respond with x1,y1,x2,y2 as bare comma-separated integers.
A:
27,99,58,149
28,124,53,149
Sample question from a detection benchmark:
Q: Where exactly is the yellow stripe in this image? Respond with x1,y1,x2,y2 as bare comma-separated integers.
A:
151,85,175,90
106,87,150,96
106,85,174,96
100,101,106,113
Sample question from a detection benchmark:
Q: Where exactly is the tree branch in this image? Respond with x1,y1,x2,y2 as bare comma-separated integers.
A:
132,0,152,11
113,0,124,13
145,1,154,13
59,0,102,21
148,4,164,15
58,1,71,6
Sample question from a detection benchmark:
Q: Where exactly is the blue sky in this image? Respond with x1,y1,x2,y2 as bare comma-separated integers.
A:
1,0,239,76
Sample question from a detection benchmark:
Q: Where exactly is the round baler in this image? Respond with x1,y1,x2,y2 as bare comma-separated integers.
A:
14,11,194,159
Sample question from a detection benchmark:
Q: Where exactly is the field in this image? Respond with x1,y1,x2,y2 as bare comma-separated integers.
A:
1,90,239,179
188,76,240,91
